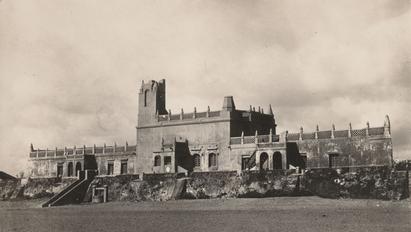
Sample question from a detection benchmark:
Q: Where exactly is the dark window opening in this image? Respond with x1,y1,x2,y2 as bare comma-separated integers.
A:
144,90,149,107
164,156,172,166
209,153,217,167
120,160,128,174
154,155,161,166
107,162,114,175
193,154,201,167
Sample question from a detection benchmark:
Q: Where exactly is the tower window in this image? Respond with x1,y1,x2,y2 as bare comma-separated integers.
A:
144,90,149,107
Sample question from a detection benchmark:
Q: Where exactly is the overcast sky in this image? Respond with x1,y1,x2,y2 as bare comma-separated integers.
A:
0,0,410,175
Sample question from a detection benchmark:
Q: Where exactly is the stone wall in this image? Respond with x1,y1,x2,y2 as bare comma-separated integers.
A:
22,178,77,199
294,136,393,168
302,167,408,200
84,174,179,202
0,179,19,200
78,167,408,203
84,174,140,202
183,170,306,199
136,119,232,173
95,153,136,176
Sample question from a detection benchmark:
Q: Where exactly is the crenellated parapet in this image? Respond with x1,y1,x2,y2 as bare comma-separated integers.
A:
230,115,391,145
287,116,390,142
141,99,274,128
157,107,222,122
29,142,137,159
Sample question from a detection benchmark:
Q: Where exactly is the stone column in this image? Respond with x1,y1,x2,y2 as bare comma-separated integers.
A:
241,131,244,145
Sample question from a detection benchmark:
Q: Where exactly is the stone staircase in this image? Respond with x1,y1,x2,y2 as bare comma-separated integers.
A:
42,170,96,207
246,150,257,170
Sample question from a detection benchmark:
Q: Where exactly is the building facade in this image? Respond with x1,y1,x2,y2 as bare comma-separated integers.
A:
28,79,393,178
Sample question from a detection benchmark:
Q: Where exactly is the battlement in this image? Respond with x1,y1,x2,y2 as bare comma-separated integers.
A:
230,115,391,145
138,80,275,125
155,106,274,122
29,142,136,159
157,108,222,122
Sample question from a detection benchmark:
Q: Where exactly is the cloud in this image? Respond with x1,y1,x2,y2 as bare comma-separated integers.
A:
0,0,410,175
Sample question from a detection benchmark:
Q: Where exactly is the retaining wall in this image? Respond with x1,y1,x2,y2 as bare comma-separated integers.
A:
302,166,409,200
0,179,20,200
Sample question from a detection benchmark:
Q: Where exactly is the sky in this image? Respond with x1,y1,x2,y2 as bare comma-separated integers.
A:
0,0,410,175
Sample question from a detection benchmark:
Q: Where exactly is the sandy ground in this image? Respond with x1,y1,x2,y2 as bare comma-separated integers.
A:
0,197,410,232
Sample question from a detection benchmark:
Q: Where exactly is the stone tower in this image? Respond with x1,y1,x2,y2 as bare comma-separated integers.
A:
137,79,167,126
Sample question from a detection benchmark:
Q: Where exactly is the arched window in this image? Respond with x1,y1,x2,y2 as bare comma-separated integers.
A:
67,162,73,177
260,152,269,171
208,153,217,167
193,154,201,167
273,152,282,169
154,155,161,166
144,90,149,107
75,162,82,176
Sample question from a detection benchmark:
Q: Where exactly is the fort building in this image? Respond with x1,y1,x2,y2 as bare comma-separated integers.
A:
28,79,393,178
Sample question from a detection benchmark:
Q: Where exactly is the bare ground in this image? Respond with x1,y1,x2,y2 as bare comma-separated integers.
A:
0,197,410,232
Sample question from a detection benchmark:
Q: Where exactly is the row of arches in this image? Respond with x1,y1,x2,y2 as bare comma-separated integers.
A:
66,162,82,177
259,152,282,170
192,153,217,168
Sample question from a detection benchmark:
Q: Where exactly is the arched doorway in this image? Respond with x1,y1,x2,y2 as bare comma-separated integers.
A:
75,162,82,177
67,162,73,177
273,152,282,169
260,152,269,171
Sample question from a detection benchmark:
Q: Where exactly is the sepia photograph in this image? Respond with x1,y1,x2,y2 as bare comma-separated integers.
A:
0,1,410,231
